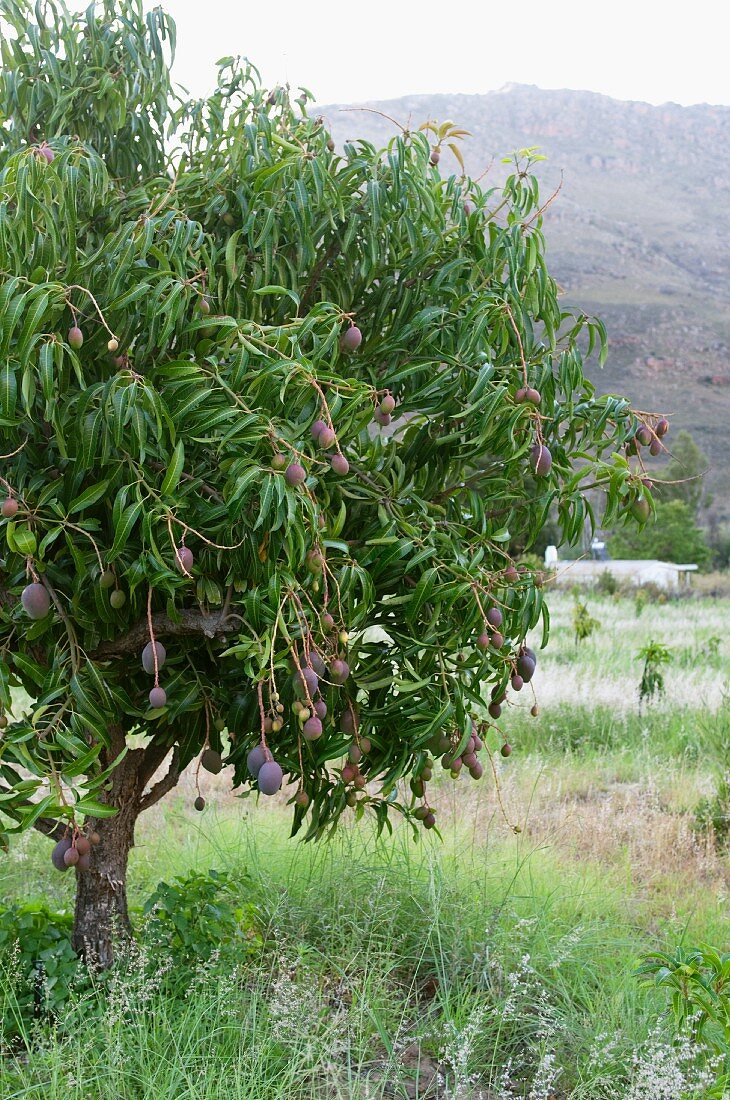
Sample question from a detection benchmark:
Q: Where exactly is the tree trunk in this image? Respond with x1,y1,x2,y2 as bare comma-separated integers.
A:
71,739,144,967
69,729,183,966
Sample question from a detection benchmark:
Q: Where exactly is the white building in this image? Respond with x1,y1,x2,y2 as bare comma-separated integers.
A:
545,547,698,590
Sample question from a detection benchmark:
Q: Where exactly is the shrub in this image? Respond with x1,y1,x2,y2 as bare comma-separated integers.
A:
658,430,711,515
0,870,261,1040
677,634,723,670
634,586,649,616
0,902,84,1042
517,552,544,573
637,640,672,707
572,598,601,645
142,868,262,976
609,500,712,568
638,943,730,1095
595,569,618,596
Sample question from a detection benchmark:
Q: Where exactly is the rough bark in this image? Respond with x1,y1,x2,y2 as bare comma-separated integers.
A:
90,607,233,661
72,736,144,966
70,730,185,967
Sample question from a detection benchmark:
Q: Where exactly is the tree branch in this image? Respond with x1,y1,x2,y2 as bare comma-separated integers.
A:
138,747,183,814
300,233,345,312
0,783,67,842
90,608,233,661
41,574,81,674
299,202,367,313
33,815,67,842
137,738,174,790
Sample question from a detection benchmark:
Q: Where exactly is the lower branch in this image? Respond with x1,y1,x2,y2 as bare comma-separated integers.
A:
138,747,183,813
147,460,223,503
300,233,344,312
34,815,67,842
90,608,233,661
137,738,173,790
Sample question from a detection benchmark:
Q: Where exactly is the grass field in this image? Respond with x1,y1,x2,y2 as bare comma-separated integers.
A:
1,591,728,1098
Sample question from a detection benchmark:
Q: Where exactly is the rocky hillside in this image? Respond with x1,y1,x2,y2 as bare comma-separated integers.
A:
320,85,730,518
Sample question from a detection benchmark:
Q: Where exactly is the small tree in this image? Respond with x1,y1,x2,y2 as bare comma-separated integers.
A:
572,599,600,646
704,509,730,571
0,0,657,964
638,641,672,708
608,500,711,567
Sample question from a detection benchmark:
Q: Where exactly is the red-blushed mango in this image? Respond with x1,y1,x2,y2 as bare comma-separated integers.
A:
284,463,306,487
530,443,552,477
258,759,283,795
149,686,167,708
21,583,50,620
142,641,167,675
247,744,266,777
340,325,362,352
176,546,194,572
330,659,349,684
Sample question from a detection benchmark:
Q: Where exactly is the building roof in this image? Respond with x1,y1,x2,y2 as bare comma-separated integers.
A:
554,559,698,572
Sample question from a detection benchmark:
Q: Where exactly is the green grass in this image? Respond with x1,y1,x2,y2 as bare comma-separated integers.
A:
0,819,679,1098
1,592,728,1098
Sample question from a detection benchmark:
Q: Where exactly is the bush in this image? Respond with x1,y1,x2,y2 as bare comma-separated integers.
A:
0,869,261,1041
638,943,730,1095
634,586,649,616
609,499,711,568
0,902,84,1042
657,430,710,514
517,552,544,574
142,868,262,976
677,634,723,671
595,569,618,596
637,640,672,707
572,598,601,645
706,519,730,571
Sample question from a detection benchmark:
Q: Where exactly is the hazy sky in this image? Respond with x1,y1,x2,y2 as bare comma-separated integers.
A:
162,0,730,108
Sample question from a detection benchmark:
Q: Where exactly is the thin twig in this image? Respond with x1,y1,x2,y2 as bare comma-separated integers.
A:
524,174,563,228
337,105,407,133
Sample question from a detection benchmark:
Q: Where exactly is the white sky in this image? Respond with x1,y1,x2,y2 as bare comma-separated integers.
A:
162,0,730,107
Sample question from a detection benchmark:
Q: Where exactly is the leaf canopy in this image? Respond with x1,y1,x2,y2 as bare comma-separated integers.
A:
0,0,657,842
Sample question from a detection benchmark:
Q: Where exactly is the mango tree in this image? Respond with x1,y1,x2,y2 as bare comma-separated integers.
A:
0,0,662,965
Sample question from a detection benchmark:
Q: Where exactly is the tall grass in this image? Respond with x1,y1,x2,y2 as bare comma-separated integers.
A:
1,592,728,1098
2,812,723,1098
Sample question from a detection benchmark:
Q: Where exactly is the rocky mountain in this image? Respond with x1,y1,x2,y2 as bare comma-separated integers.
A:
320,85,730,518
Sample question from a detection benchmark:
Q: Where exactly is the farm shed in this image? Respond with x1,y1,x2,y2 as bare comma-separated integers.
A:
544,548,698,590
